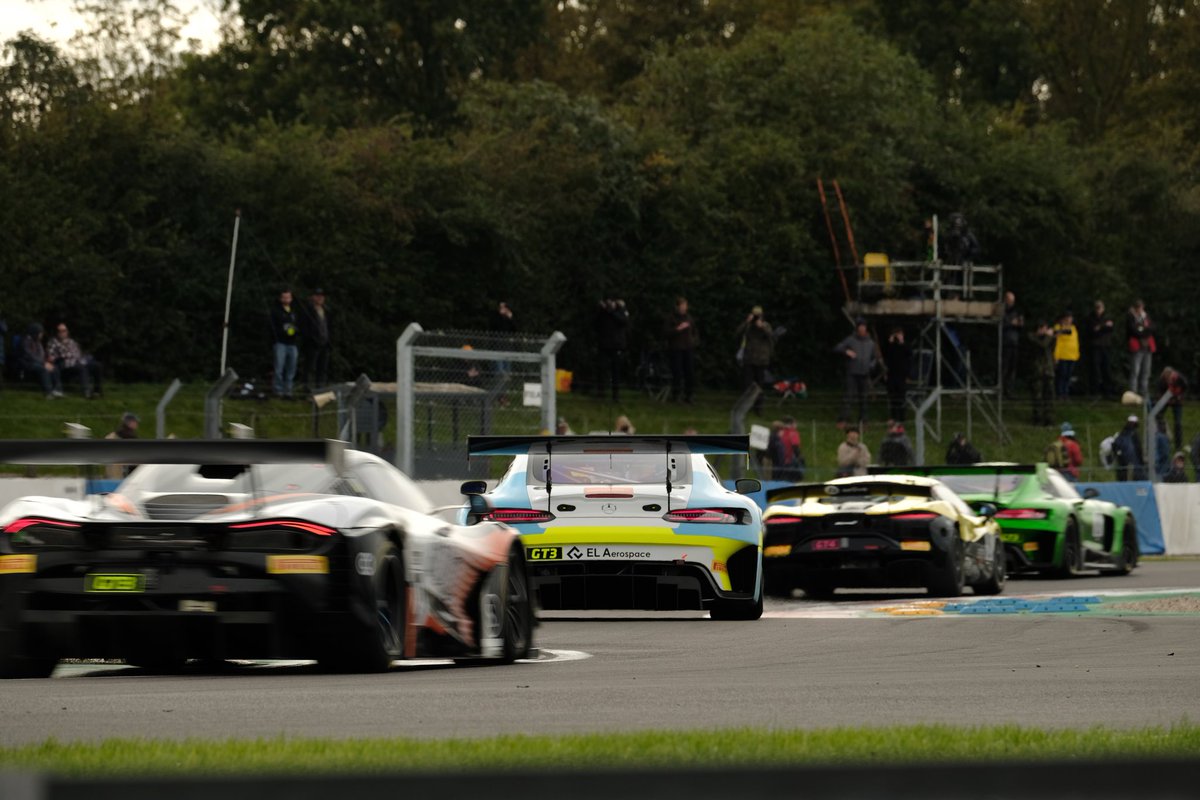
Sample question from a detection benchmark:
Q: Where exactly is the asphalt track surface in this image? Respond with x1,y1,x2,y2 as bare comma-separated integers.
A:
0,562,1197,745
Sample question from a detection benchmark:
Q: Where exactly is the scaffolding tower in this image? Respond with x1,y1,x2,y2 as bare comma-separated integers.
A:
844,258,1009,449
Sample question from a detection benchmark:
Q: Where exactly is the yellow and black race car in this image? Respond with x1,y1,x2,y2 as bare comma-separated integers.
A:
761,475,1005,599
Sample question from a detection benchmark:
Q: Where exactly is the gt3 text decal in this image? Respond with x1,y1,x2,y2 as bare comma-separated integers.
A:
527,546,562,560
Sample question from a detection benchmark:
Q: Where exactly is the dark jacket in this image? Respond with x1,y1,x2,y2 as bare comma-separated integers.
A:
945,438,981,465
303,303,332,348
881,338,911,390
596,304,629,352
1002,305,1023,347
833,333,877,377
1114,424,1146,481
1088,311,1114,348
269,301,301,346
1029,331,1055,378
736,317,774,367
19,323,46,370
664,310,698,351
879,432,915,466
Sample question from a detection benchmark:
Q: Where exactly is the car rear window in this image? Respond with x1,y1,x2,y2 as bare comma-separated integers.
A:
527,454,691,485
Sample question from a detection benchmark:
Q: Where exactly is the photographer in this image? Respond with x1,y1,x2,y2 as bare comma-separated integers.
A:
736,305,773,414
595,298,629,402
881,326,910,421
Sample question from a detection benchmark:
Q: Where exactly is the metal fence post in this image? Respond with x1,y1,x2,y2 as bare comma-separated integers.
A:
396,323,423,473
914,388,943,465
156,379,182,440
1146,392,1172,483
339,374,373,443
204,369,238,440
540,332,567,435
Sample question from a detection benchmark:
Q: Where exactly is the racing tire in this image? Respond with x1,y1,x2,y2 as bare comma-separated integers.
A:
1113,515,1139,576
927,539,965,597
709,593,764,621
972,536,1007,596
321,541,407,673
487,548,535,663
1054,519,1082,578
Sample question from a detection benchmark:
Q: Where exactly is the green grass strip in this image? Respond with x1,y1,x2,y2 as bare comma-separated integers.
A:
3,724,1199,776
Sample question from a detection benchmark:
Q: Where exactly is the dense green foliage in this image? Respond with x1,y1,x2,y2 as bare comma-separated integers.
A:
2,1,1199,387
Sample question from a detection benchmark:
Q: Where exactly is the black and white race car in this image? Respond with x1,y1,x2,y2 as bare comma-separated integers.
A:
0,439,533,677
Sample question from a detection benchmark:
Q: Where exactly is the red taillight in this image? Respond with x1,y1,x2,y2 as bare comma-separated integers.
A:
766,515,804,526
994,509,1048,520
485,508,555,524
663,508,738,524
228,520,336,536
4,518,81,534
891,512,938,521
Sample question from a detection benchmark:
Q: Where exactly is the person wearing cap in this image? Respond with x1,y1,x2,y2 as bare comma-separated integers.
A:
1113,415,1146,482
736,305,774,414
1054,422,1084,480
269,289,302,399
833,317,878,427
302,287,332,390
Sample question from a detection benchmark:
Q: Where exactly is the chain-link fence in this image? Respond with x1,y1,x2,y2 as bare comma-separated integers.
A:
396,324,566,479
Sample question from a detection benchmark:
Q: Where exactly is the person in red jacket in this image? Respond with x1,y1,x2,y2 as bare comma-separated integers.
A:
1055,422,1084,480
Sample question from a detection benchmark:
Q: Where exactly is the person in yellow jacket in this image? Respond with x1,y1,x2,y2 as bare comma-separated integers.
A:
1053,311,1080,399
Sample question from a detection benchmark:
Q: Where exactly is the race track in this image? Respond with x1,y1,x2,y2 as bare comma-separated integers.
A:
0,562,1197,745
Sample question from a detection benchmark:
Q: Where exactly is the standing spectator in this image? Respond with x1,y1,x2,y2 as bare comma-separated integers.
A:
1048,422,1084,480
879,420,915,467
1000,291,1023,398
555,417,574,435
1157,366,1187,450
736,305,773,414
1153,418,1172,480
595,299,629,402
881,327,911,421
302,288,333,390
834,318,878,427
836,428,871,477
105,412,140,478
771,416,805,481
1126,299,1156,399
1028,321,1056,426
1164,453,1190,484
1113,415,1146,482
46,321,102,398
492,300,516,334
269,289,301,399
945,432,982,464
1052,311,1079,400
1087,299,1116,397
663,297,697,404
19,323,62,399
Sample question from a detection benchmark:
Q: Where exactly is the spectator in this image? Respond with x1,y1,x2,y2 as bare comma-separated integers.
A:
836,428,871,477
555,417,574,435
269,289,301,399
105,411,140,478
19,323,62,399
1113,415,1146,481
492,300,516,334
1048,422,1083,480
1000,291,1023,398
1153,418,1172,480
879,420,915,467
595,299,629,402
1157,366,1187,450
945,432,982,465
1164,453,1190,484
834,318,878,427
1052,311,1080,400
735,305,773,414
771,416,805,481
1028,321,1056,426
1087,299,1116,397
881,327,911,421
614,414,635,434
1126,299,1156,399
46,321,102,398
663,297,697,404
302,288,333,390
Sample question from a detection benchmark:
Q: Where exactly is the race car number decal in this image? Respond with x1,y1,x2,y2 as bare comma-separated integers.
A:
0,554,37,574
1000,533,1022,543
266,555,329,574
527,546,563,561
85,573,145,592
811,538,842,551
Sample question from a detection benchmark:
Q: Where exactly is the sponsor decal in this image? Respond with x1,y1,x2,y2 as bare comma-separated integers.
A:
85,573,144,593
0,554,36,574
355,552,376,576
527,546,562,561
711,560,727,573
553,544,713,563
1001,532,1022,543
266,555,329,574
900,540,932,552
1023,542,1039,552
179,599,216,613
567,546,584,560
763,544,792,557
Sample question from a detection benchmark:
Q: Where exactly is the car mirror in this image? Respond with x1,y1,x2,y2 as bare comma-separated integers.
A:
1082,487,1100,499
975,502,997,518
460,480,487,496
467,493,491,520
735,478,762,495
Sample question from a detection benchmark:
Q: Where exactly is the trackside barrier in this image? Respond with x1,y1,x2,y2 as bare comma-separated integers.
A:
1153,483,1200,555
4,761,1199,800
1077,481,1165,555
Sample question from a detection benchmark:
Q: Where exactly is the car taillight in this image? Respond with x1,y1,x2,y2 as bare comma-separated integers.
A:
485,509,556,523
3,517,84,549
228,520,336,536
994,509,1048,520
4,518,81,535
891,512,938,521
663,508,739,524
765,514,804,526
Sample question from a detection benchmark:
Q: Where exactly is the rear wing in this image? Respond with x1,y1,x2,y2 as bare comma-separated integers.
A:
467,434,749,457
868,464,1036,476
764,483,827,504
0,439,346,473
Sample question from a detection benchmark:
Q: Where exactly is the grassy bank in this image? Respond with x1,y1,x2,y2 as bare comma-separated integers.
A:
2,724,1197,776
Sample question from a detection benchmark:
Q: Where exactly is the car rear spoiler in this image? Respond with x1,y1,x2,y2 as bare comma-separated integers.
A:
0,439,346,473
764,483,827,504
867,464,1036,476
467,434,750,457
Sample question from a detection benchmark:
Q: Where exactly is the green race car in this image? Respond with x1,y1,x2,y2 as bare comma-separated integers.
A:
877,464,1137,577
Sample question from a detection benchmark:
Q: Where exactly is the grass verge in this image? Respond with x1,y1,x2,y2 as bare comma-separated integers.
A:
3,724,1199,776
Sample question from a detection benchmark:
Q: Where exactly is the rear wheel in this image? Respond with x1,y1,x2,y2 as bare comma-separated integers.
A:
1054,519,1082,578
487,549,534,663
928,538,965,597
972,536,1007,596
321,541,406,673
1113,516,1139,575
